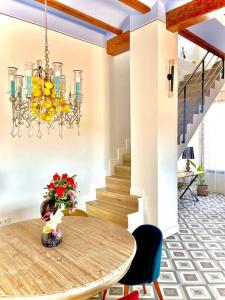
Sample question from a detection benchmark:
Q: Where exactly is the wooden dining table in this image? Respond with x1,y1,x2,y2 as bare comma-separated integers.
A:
0,216,136,300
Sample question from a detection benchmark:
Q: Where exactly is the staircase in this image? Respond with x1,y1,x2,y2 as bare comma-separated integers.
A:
87,153,139,228
178,52,225,157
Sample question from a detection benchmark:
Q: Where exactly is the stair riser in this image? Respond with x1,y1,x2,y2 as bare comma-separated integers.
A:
87,204,128,227
106,178,130,193
96,191,138,211
114,166,131,178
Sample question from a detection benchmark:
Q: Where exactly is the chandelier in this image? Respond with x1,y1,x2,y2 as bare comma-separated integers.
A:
8,0,83,139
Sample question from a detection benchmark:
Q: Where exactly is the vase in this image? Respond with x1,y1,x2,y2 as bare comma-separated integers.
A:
40,202,64,248
41,231,62,248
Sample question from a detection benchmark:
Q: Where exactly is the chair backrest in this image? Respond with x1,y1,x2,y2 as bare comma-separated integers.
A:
63,209,88,217
119,224,163,285
118,291,139,300
132,224,163,283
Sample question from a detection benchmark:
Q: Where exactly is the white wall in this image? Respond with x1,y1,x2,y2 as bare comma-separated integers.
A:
109,52,130,157
130,20,178,237
178,36,207,81
178,36,206,64
0,15,110,222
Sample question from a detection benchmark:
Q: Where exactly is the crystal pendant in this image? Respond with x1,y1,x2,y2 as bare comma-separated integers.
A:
28,126,33,138
17,127,22,138
59,125,63,139
11,126,16,138
37,126,43,139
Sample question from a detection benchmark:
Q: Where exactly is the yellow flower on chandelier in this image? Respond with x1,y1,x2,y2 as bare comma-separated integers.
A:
31,77,70,122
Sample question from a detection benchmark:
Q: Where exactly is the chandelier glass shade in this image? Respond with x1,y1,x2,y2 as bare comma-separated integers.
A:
8,1,83,139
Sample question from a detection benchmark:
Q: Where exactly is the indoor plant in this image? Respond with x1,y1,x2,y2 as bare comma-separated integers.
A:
195,165,209,196
189,162,209,196
40,173,78,248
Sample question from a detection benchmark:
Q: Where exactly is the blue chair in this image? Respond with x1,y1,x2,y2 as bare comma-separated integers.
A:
116,225,163,299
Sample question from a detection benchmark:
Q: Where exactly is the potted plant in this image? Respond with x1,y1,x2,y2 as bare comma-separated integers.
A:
189,162,209,196
196,165,209,196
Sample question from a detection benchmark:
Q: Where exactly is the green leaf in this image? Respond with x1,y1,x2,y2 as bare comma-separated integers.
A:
189,160,196,168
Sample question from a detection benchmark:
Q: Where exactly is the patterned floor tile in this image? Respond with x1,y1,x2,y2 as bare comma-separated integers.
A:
161,259,174,270
160,285,184,299
189,251,210,260
174,260,195,270
184,286,211,299
169,249,190,259
195,260,219,271
204,272,225,284
166,242,183,249
159,272,178,283
178,271,204,285
209,285,225,300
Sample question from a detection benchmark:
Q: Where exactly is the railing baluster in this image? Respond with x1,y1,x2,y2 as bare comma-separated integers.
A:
182,86,187,144
200,59,205,113
222,58,224,79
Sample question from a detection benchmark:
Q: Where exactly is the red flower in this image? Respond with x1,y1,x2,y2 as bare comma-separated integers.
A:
55,186,66,198
62,173,68,180
53,173,60,181
48,182,55,189
67,177,75,186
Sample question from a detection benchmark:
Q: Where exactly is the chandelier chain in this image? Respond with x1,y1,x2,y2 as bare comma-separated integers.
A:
45,0,50,78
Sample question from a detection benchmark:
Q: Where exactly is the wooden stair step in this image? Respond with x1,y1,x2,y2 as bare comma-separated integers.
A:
106,176,130,193
114,165,131,178
96,188,138,211
106,176,131,193
86,201,132,227
123,153,131,165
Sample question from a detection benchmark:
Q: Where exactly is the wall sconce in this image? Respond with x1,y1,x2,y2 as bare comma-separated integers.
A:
167,59,175,97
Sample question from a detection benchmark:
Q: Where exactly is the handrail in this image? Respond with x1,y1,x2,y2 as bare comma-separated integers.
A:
179,50,225,144
178,51,209,96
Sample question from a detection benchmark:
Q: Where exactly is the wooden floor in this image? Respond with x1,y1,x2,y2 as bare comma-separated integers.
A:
87,154,138,228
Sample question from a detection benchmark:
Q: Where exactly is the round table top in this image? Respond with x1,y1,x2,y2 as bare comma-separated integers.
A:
0,216,136,300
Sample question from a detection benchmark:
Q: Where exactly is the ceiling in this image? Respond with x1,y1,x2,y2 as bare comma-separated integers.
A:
1,0,225,54
0,0,193,45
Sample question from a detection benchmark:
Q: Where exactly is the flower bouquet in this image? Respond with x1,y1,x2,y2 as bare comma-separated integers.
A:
40,173,78,248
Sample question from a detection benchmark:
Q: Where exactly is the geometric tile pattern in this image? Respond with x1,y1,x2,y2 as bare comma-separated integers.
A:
90,194,225,299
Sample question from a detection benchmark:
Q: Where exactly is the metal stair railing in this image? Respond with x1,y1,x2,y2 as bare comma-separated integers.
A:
178,51,224,144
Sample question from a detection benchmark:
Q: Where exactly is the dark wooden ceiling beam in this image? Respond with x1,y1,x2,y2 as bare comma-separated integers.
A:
167,0,225,32
36,0,122,35
179,29,225,58
119,0,151,14
107,31,130,56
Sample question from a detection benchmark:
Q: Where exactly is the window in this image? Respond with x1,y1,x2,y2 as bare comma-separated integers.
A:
204,101,225,172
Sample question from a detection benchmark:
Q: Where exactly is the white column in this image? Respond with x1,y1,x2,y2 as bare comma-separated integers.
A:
130,20,178,237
